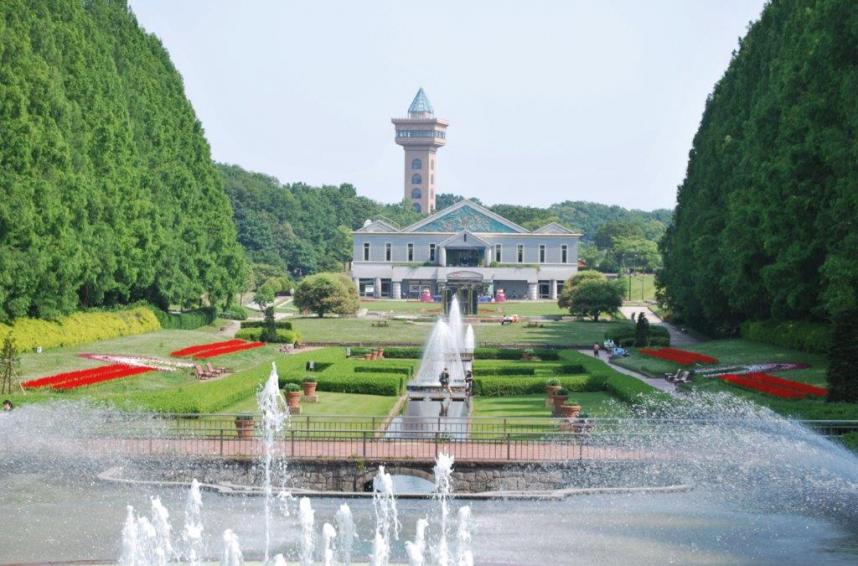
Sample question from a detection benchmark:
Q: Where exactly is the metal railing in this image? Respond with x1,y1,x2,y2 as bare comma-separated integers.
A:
62,415,858,464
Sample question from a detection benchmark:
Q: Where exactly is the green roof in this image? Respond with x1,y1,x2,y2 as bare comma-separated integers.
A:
408,88,434,115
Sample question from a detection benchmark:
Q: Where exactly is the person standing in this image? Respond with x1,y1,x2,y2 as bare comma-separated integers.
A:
439,367,451,394
592,343,600,357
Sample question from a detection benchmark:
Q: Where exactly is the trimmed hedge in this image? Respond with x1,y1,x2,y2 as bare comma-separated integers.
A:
241,320,293,330
474,347,524,360
348,346,562,361
219,306,248,321
552,364,586,375
354,366,412,376
0,306,161,351
154,307,217,330
235,328,299,344
279,373,402,396
119,365,268,413
605,325,670,348
350,346,422,359
605,372,668,403
474,375,605,397
740,320,831,354
479,366,537,376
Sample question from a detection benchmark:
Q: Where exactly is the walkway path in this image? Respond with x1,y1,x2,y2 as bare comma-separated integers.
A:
578,349,678,396
619,305,700,346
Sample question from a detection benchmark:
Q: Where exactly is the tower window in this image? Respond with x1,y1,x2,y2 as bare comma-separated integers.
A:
411,173,422,184
429,243,436,262
411,158,422,170
363,242,370,261
385,243,392,262
539,245,546,264
517,244,524,264
411,188,422,199
561,244,568,264
407,243,414,262
494,244,502,263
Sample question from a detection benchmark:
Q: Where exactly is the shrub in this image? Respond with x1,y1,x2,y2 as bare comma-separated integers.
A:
240,320,293,330
556,387,570,396
740,320,832,354
840,432,858,453
283,383,301,392
826,308,858,402
552,364,586,375
349,346,422,359
293,272,359,317
474,347,523,360
546,378,560,386
474,375,604,397
354,366,412,376
302,376,317,383
153,307,217,330
278,373,402,396
605,372,667,403
532,349,561,361
219,306,248,321
0,306,161,351
235,328,299,344
605,325,670,347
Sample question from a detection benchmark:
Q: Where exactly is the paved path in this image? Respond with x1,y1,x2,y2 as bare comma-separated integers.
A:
619,305,700,346
579,349,678,396
216,320,241,338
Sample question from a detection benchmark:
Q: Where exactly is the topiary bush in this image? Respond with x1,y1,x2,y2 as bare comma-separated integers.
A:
153,307,217,330
235,328,299,344
241,320,293,330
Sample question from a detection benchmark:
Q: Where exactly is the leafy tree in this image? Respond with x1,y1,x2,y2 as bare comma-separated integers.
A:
826,308,858,403
293,273,359,318
564,280,624,321
253,285,275,309
659,0,858,332
634,312,651,347
558,271,606,309
0,335,20,395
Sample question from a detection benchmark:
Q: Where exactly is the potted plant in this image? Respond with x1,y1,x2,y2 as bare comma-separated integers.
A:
552,387,569,414
559,400,582,418
545,378,562,396
284,383,302,413
302,376,318,401
234,414,255,439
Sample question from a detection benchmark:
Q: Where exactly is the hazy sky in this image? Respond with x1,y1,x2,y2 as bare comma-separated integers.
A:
129,0,765,211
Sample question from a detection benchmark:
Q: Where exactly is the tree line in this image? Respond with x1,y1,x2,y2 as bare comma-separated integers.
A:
0,0,246,322
658,0,858,334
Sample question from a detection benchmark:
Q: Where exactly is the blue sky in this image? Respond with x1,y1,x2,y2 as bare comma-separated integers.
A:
129,0,766,210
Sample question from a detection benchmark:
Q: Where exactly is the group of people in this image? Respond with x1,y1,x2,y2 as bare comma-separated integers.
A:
593,340,627,359
437,367,474,396
2,400,12,411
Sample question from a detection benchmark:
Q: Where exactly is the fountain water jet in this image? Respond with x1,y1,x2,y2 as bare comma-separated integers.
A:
321,522,337,566
298,497,315,566
220,529,243,566
181,479,204,565
257,362,289,563
334,503,355,565
405,518,428,566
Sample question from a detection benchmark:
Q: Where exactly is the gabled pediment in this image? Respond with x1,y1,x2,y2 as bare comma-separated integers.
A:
403,199,528,233
356,218,400,233
439,231,492,249
533,222,578,235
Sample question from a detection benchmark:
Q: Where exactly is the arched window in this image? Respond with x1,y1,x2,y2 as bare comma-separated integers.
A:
411,173,422,184
411,188,422,199
411,158,422,170
413,202,422,213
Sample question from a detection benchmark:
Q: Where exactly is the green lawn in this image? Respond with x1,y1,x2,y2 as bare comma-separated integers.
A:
360,299,567,317
222,390,398,417
291,317,631,347
473,392,623,418
614,339,828,386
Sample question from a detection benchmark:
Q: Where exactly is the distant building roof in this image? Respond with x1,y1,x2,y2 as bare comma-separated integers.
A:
408,88,434,116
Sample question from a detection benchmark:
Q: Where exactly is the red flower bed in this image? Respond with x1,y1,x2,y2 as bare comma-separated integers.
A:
22,364,154,390
192,341,264,359
720,372,827,400
639,347,718,365
171,339,245,357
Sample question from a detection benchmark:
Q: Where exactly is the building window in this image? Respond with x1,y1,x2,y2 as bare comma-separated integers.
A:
539,245,546,264
411,158,422,170
407,243,414,262
411,188,422,199
385,243,392,262
363,242,370,261
431,160,434,170
494,244,502,263
517,244,524,264
413,202,422,213
561,244,568,264
411,173,422,184
431,175,434,184
429,243,436,262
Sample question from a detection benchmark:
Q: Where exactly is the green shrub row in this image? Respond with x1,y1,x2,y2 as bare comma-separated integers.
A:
240,320,293,330
348,346,562,361
0,306,161,351
278,374,402,396
605,324,670,347
120,366,268,413
552,364,586,375
354,366,412,376
604,372,667,404
219,306,248,321
235,328,299,344
349,346,422,359
153,307,217,330
739,320,832,354
474,375,605,397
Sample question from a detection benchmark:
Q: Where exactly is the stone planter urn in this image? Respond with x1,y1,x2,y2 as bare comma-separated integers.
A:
234,415,255,439
552,393,569,415
285,387,302,415
559,404,582,418
545,384,562,407
302,379,318,402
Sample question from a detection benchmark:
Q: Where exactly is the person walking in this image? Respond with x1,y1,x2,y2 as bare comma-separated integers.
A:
439,367,451,394
592,343,600,357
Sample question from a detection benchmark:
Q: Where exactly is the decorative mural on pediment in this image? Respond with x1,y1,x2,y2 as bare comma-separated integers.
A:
418,206,518,233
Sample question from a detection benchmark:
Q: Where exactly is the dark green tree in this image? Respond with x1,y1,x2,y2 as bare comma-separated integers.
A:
826,308,858,402
634,312,651,347
564,280,624,321
293,273,359,318
261,306,278,343
0,335,20,395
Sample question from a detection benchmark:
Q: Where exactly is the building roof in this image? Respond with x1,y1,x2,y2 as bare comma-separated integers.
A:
398,199,527,233
533,222,578,235
356,218,401,233
408,88,434,116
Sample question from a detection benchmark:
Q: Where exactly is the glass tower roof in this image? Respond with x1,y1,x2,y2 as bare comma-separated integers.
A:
408,88,434,116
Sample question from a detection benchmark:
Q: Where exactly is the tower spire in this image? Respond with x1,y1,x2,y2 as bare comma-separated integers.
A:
392,89,448,214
